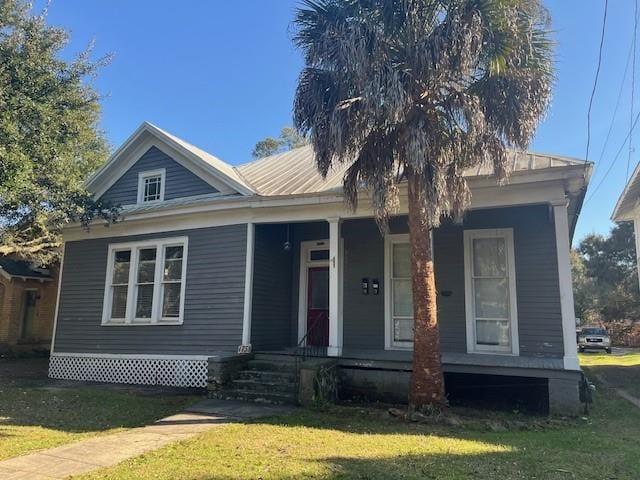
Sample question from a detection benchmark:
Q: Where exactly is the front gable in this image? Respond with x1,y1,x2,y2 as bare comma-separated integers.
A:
100,146,219,205
86,122,253,205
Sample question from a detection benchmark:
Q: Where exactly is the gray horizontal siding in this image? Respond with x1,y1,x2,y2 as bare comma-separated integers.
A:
342,218,409,350
339,205,564,357
100,146,218,205
250,224,292,350
433,225,467,353
54,225,247,355
439,205,564,357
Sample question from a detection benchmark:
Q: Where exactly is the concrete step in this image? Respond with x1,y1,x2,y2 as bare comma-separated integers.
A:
237,370,297,383
253,353,298,363
215,389,298,405
246,359,298,373
231,378,297,394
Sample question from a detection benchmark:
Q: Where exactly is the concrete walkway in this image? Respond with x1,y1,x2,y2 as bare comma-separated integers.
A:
0,399,293,480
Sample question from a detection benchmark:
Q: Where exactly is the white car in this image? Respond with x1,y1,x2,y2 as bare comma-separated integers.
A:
578,327,612,353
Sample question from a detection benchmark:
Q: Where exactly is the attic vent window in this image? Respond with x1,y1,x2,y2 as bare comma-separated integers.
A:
138,169,165,204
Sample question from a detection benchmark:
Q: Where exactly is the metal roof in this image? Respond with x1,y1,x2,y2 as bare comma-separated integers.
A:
612,162,640,222
236,145,586,197
149,123,254,194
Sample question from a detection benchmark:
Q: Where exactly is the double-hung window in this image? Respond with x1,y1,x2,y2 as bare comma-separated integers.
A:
385,234,413,349
464,229,519,355
102,237,188,325
138,169,165,204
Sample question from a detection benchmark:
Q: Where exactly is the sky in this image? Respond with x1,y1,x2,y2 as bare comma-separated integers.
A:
38,1,638,243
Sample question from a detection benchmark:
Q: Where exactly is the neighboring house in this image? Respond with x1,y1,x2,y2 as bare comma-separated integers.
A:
49,122,591,414
0,257,56,353
612,164,640,287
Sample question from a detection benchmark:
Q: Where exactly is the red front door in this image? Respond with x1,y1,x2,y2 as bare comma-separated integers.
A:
306,266,329,346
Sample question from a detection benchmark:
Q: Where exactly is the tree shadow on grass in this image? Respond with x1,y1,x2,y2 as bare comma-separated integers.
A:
0,383,199,435
0,357,202,435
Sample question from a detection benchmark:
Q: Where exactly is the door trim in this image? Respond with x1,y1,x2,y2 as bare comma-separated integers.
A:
20,288,39,340
298,240,330,344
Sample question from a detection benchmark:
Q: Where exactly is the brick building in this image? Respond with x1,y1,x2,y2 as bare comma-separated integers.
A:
0,258,57,353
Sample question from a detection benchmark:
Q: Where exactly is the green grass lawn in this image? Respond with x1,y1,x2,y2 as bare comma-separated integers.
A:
76,353,640,480
579,351,640,367
0,359,198,461
580,350,640,398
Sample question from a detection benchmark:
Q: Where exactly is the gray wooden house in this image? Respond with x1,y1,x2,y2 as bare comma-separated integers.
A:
49,122,591,414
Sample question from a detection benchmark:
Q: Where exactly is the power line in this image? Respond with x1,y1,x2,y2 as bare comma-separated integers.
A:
585,108,640,205
629,0,639,180
596,39,634,166
585,0,609,163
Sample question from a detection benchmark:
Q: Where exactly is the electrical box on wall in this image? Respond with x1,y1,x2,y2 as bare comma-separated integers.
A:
361,278,369,295
372,278,380,295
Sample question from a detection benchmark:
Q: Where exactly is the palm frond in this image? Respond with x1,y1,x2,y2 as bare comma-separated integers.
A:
293,0,554,229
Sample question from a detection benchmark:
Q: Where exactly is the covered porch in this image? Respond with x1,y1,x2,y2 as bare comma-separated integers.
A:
245,202,576,369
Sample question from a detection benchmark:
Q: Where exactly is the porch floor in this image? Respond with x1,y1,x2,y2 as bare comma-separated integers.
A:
256,348,567,375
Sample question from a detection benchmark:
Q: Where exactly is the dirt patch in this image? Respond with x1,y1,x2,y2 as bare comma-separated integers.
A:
0,357,50,386
587,364,640,393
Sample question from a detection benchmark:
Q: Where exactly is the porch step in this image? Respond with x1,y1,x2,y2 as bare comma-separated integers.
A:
253,353,297,362
213,353,301,405
214,388,297,405
230,378,297,394
237,370,297,383
246,359,298,373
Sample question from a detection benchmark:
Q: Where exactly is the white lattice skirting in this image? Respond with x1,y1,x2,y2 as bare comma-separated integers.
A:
48,354,208,388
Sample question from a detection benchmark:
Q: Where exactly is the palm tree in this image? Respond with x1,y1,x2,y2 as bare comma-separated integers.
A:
293,0,553,409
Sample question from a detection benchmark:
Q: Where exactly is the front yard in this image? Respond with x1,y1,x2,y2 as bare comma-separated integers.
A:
0,358,198,461
3,353,640,479
76,352,640,480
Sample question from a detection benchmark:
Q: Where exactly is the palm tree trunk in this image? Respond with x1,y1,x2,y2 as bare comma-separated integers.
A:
407,168,446,409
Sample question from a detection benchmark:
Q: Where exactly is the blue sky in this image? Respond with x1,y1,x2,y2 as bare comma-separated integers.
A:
41,1,635,243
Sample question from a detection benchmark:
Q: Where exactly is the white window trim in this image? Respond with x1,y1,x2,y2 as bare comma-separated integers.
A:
384,233,413,351
463,228,519,356
137,168,166,204
101,236,188,326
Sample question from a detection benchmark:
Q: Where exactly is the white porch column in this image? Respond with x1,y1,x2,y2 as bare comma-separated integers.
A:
552,200,580,371
241,222,255,351
328,217,342,356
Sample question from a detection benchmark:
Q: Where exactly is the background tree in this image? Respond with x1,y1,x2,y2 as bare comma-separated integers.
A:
293,0,553,409
0,0,116,266
252,126,308,158
573,222,640,325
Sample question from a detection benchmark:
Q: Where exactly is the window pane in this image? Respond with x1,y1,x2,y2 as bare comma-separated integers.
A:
135,284,154,319
143,175,161,201
164,260,183,281
393,279,413,317
111,285,128,318
112,250,131,284
394,318,414,342
139,248,156,261
165,246,183,260
309,268,329,309
476,319,510,346
163,246,184,281
472,238,506,276
309,249,329,261
474,278,509,318
162,283,181,318
393,243,411,277
137,248,156,283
